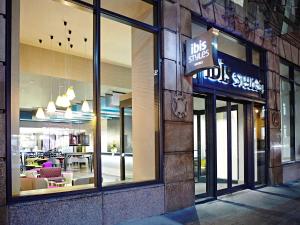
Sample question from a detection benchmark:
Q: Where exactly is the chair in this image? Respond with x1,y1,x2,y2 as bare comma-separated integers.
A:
39,167,64,183
20,177,48,191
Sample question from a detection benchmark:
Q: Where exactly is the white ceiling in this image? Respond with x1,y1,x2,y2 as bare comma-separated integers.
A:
20,0,147,67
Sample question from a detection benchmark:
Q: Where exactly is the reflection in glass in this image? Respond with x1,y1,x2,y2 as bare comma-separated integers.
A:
216,100,228,190
218,32,246,61
231,103,245,187
254,104,266,185
100,17,156,185
252,49,260,66
294,69,300,84
280,79,292,162
193,97,207,195
280,62,289,78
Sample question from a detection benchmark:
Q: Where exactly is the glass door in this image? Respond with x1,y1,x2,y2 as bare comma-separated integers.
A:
216,99,246,194
194,95,254,199
193,96,207,197
254,104,266,186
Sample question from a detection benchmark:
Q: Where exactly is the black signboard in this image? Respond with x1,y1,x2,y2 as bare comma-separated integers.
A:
185,28,218,76
193,51,265,99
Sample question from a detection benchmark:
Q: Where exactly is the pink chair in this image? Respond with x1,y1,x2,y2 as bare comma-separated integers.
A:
39,167,64,183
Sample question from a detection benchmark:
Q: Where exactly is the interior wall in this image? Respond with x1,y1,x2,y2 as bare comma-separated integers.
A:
20,43,132,97
132,27,155,181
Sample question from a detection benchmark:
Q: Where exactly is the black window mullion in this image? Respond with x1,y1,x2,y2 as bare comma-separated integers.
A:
94,0,102,190
227,101,232,189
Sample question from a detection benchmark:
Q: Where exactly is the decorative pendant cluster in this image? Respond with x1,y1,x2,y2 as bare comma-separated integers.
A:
35,21,90,120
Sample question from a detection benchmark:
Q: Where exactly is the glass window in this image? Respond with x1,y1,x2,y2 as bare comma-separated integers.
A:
280,79,292,162
192,22,207,38
193,97,207,196
101,0,154,25
218,32,246,61
254,104,266,185
231,103,245,187
294,69,300,84
280,62,289,78
12,0,95,196
216,100,228,190
252,49,260,67
295,84,300,160
100,16,157,186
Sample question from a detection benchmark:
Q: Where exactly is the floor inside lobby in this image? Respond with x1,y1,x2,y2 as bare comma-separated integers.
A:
119,180,300,225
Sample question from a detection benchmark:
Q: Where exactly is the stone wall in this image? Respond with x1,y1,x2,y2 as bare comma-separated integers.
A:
162,0,195,212
161,0,300,211
0,0,7,224
8,185,164,225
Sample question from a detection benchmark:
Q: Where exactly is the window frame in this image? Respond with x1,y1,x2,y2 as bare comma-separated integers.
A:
279,59,300,164
6,0,161,203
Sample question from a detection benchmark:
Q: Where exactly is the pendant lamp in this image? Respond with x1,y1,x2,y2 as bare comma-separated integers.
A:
36,107,46,119
81,100,90,112
66,86,75,100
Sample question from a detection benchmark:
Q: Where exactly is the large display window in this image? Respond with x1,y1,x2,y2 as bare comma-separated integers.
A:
10,0,159,198
280,61,300,163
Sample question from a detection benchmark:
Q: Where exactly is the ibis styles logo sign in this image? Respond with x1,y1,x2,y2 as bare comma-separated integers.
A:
185,28,218,76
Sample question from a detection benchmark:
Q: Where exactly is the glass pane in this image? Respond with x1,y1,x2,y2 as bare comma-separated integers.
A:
218,32,246,61
280,79,292,162
254,104,266,185
192,22,207,38
295,84,300,160
280,62,289,78
231,103,245,187
193,97,207,195
216,100,228,190
100,17,156,186
13,0,94,196
294,69,300,84
252,49,260,66
101,0,154,25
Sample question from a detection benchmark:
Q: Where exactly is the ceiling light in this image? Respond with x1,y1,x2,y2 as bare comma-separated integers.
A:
56,95,63,107
61,94,71,108
81,100,90,112
36,108,46,119
65,107,73,119
47,101,56,114
66,86,76,100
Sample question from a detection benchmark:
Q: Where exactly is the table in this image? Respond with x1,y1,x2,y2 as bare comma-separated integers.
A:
64,153,93,172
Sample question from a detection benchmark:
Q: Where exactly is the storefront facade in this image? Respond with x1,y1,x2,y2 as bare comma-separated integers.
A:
0,0,300,225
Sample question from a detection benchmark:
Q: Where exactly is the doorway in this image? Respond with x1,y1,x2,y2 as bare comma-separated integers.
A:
194,95,250,199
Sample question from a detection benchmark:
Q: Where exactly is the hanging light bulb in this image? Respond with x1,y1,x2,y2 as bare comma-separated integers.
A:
47,101,56,114
66,86,76,100
36,107,46,119
65,107,73,119
61,94,71,107
81,100,90,112
56,95,63,107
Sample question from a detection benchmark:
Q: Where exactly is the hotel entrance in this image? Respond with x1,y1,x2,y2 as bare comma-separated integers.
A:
193,94,266,200
194,95,247,198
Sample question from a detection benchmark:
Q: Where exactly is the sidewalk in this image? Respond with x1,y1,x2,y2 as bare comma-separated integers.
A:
119,180,300,225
